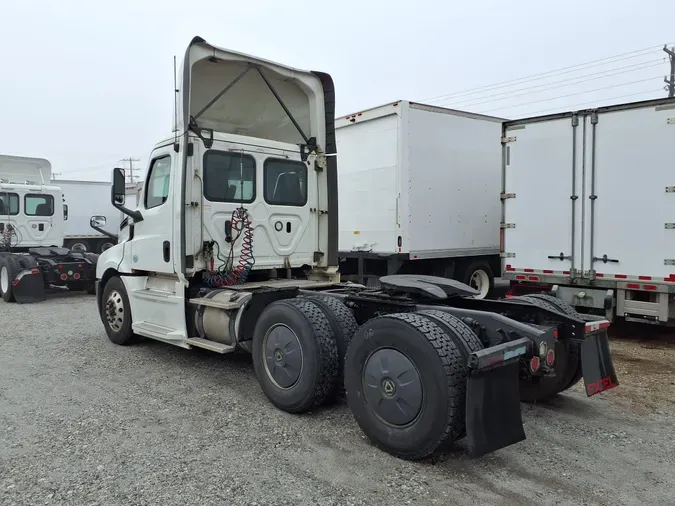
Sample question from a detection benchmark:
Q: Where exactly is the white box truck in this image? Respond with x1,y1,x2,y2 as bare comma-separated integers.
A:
502,97,675,324
55,179,139,253
336,101,503,298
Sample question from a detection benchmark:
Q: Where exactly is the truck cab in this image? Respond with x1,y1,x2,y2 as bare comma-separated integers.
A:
95,36,338,341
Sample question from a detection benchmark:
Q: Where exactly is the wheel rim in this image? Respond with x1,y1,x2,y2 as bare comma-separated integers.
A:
363,348,423,426
105,290,125,332
263,324,304,389
469,269,490,299
71,242,87,252
101,242,113,252
0,266,8,293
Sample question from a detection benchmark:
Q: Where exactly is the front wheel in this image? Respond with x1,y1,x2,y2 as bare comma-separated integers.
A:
0,256,22,303
100,276,137,345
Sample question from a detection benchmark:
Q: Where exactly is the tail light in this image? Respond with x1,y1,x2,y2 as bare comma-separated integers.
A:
73,273,81,280
60,274,68,281
546,349,556,367
529,356,541,373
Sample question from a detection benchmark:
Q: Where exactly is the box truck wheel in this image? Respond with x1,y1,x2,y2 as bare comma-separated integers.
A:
66,240,89,253
300,294,358,395
99,240,114,253
0,256,22,303
344,312,467,460
252,298,339,413
100,276,138,345
458,261,494,299
510,295,581,402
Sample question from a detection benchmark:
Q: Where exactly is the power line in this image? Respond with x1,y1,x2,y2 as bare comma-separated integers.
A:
121,157,141,184
439,58,666,108
511,88,665,118
477,75,662,114
423,44,668,103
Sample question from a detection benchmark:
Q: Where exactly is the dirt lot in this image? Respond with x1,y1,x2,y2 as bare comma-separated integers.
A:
1,293,674,506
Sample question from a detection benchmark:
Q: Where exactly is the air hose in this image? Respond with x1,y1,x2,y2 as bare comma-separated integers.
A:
204,207,255,287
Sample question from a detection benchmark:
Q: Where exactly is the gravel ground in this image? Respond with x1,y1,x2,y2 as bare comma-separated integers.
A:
1,292,674,506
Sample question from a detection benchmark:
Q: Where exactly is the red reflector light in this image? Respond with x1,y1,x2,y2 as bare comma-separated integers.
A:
524,268,534,273
528,275,540,281
505,264,515,271
595,273,604,278
553,329,559,339
545,349,555,367
60,274,68,281
57,264,63,269
563,271,570,275
529,356,541,373
639,275,651,280
31,268,39,274
644,284,657,291
543,269,553,274
73,273,81,280
12,280,19,287
615,274,627,279
516,275,526,280
585,320,611,333
627,283,640,289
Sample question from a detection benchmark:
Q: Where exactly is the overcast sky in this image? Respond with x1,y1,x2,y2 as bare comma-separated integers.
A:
0,0,673,181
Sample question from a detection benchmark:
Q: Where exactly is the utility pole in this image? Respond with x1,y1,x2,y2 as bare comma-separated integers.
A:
122,158,141,184
665,45,675,98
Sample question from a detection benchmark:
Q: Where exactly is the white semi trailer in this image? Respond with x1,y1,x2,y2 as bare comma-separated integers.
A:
336,101,503,299
501,98,675,325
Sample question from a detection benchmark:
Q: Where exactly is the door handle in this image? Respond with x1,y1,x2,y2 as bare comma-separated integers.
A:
163,241,170,262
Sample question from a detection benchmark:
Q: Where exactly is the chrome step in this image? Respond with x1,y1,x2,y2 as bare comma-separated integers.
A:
186,337,236,354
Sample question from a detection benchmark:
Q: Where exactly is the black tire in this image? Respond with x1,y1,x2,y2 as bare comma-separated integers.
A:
458,260,494,300
510,295,581,403
524,293,584,392
252,298,339,413
0,255,22,303
98,240,114,253
344,312,466,460
300,294,358,393
416,309,484,439
100,276,137,345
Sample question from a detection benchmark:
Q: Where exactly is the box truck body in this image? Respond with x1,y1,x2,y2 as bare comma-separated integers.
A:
55,179,139,253
502,98,675,323
336,100,503,297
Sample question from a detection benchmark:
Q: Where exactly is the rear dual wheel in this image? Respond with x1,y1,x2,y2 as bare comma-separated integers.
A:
344,311,483,460
510,295,583,402
0,256,23,303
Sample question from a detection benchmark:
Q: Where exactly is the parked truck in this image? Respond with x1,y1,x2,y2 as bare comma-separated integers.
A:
0,154,98,302
55,179,139,253
501,98,675,325
92,36,618,461
336,101,503,299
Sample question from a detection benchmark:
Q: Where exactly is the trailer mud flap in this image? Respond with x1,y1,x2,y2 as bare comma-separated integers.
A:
13,271,46,303
581,331,619,397
465,362,526,457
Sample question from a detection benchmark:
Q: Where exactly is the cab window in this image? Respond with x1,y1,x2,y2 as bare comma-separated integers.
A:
0,192,19,215
25,194,54,216
264,159,307,206
145,156,172,209
203,151,255,203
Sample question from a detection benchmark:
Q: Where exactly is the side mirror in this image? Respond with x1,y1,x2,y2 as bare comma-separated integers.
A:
112,167,126,206
63,204,69,221
90,215,107,228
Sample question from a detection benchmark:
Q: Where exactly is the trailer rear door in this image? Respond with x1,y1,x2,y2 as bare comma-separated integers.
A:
583,104,675,280
502,115,583,275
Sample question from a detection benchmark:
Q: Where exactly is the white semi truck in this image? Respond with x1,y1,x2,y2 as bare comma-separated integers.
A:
501,98,675,325
0,154,98,302
336,101,503,298
91,36,618,462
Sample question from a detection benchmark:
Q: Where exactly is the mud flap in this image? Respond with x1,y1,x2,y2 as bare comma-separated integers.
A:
581,331,619,396
13,271,46,303
465,362,526,457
